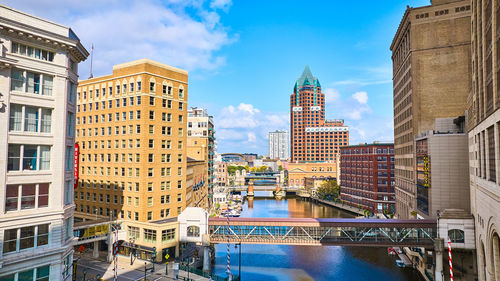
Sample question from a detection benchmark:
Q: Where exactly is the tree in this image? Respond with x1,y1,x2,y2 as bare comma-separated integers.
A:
316,180,340,201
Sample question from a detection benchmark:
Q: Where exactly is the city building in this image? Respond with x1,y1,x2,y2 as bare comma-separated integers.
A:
0,4,88,280
186,157,208,209
74,59,188,260
339,143,395,214
187,107,215,202
242,153,258,163
468,0,500,279
269,130,289,160
390,0,472,219
290,65,349,162
288,162,337,189
415,118,470,218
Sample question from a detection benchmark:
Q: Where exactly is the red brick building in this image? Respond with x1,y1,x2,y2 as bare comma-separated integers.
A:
339,143,395,214
290,66,349,162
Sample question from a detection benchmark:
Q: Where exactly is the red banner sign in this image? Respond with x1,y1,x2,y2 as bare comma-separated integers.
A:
74,143,80,189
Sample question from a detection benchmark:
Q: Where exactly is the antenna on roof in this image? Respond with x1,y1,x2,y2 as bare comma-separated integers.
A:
88,44,94,79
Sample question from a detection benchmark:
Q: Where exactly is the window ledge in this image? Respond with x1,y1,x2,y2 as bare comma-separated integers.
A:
10,91,55,101
8,131,53,138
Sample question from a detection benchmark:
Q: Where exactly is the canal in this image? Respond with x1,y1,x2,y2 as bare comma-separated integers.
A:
212,192,422,281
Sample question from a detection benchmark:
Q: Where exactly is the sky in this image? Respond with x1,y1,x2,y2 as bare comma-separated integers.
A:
5,0,431,155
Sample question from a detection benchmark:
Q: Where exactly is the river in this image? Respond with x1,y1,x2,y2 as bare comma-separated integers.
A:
212,192,422,281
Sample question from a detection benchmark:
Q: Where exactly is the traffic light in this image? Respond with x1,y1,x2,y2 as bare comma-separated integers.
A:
152,247,157,261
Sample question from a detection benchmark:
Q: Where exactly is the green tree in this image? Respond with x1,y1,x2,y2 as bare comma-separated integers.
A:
316,180,340,201
278,165,283,171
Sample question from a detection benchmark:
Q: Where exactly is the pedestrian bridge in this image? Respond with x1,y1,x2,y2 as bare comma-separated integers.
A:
226,185,298,192
178,208,437,248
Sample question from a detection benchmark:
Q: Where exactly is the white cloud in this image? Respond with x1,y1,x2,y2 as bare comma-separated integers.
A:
237,103,260,115
210,0,232,11
247,132,256,143
324,88,340,104
214,103,289,154
352,91,368,104
346,106,371,120
2,0,236,76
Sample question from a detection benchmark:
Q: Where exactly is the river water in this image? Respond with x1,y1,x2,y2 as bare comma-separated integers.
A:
212,192,422,281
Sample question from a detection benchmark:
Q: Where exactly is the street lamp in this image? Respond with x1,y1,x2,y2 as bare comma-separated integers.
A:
129,238,135,265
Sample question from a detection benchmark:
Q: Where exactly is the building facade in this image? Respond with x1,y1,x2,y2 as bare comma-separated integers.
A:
340,143,395,214
290,66,349,162
288,162,337,189
390,0,472,218
186,107,214,205
186,157,208,209
0,4,88,280
75,59,188,260
468,0,500,279
269,130,289,160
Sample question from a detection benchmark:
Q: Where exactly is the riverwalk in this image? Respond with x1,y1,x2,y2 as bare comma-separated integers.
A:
299,195,366,216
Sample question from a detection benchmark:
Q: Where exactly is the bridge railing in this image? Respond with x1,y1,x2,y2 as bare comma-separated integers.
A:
208,218,436,247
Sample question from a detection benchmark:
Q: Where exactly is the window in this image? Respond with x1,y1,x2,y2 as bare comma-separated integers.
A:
162,229,175,242
3,224,49,253
64,217,72,240
179,88,184,99
128,226,139,239
144,229,156,242
12,42,55,62
68,81,77,103
148,197,153,206
177,193,182,202
448,229,465,243
150,82,155,92
116,84,120,94
64,181,73,205
149,96,155,106
8,144,51,171
65,146,74,171
9,105,52,133
149,139,154,148
187,226,200,237
5,183,49,211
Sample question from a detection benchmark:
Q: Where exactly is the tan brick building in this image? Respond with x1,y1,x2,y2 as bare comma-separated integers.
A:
75,59,188,260
390,0,472,218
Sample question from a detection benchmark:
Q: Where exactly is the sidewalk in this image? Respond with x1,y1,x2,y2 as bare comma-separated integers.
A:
76,254,211,281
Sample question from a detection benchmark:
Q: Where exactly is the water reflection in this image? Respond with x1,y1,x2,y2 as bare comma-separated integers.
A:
213,195,421,281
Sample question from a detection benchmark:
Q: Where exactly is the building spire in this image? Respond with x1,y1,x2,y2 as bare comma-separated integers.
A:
297,64,319,87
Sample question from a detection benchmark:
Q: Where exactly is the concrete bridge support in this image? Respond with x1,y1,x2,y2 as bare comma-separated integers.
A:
434,238,444,281
93,241,99,259
247,183,254,197
203,246,210,272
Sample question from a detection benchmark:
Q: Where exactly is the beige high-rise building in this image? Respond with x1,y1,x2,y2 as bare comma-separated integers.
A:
468,0,500,279
390,0,472,219
75,59,188,260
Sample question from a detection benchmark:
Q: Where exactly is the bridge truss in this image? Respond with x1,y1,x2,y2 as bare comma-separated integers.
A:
208,218,437,247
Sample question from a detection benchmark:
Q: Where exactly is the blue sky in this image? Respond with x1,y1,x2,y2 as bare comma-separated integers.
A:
6,0,431,155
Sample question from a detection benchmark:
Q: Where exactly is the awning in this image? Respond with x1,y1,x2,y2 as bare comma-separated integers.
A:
120,242,155,252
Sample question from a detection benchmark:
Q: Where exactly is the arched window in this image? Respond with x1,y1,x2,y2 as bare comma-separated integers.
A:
187,226,200,237
448,229,465,243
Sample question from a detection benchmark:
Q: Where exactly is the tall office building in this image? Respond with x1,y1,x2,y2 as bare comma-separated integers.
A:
187,107,214,206
468,0,500,279
75,59,187,259
0,5,88,280
269,130,289,160
290,66,349,162
390,0,471,219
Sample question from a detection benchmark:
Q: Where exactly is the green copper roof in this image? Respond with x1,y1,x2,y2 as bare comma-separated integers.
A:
296,65,320,87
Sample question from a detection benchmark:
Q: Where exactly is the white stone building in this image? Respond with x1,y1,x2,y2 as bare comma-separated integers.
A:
0,5,88,280
268,130,289,160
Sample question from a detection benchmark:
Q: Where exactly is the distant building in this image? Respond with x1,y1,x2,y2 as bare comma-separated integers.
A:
187,107,215,204
288,162,337,189
340,143,395,214
215,160,228,187
0,4,88,279
242,153,258,162
186,157,208,209
290,65,349,162
269,130,289,160
390,0,472,219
